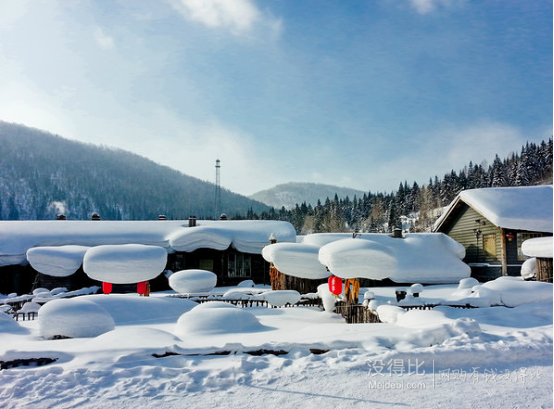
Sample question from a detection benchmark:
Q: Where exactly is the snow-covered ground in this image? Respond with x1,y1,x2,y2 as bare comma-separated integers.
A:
0,279,552,409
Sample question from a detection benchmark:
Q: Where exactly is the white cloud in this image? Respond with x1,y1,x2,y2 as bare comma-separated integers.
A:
166,0,281,37
93,27,115,50
408,0,466,15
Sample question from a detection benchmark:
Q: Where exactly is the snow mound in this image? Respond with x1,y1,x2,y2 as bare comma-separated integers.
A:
26,245,89,277
83,244,167,284
262,242,330,279
0,312,29,335
81,294,198,325
39,298,115,339
477,276,553,307
452,277,481,297
175,302,268,336
168,269,217,293
89,327,181,349
255,290,301,307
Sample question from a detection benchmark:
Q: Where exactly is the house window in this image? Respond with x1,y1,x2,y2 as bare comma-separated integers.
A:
199,259,214,272
228,254,251,278
517,233,542,261
482,234,497,258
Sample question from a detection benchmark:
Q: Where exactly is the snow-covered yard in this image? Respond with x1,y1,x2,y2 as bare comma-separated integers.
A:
1,278,552,409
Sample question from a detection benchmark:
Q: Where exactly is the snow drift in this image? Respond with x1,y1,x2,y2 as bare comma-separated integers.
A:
38,298,115,339
175,302,269,336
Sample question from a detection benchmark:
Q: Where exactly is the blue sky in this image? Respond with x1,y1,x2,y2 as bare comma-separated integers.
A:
0,0,551,196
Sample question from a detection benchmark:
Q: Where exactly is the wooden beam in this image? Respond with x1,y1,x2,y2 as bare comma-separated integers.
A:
500,228,507,275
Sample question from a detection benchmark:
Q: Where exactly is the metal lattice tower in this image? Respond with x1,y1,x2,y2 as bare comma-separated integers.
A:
214,159,221,219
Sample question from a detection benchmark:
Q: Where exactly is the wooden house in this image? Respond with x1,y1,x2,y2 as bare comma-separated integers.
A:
0,219,296,294
433,186,553,281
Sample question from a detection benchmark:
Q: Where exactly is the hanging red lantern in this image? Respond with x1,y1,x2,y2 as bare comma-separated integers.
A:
506,233,515,242
102,282,112,294
328,276,342,295
137,281,147,295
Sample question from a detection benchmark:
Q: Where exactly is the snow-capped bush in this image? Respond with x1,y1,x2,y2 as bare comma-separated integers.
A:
409,283,423,295
317,283,337,312
39,298,115,339
478,276,552,307
20,301,41,314
168,269,217,293
521,258,536,280
255,290,301,307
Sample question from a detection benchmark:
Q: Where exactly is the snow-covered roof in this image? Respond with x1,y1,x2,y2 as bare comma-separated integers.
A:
263,232,470,284
434,185,553,232
0,220,296,268
262,243,330,280
521,236,553,258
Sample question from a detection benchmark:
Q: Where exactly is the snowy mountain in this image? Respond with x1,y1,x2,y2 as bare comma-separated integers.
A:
0,121,269,220
249,182,366,210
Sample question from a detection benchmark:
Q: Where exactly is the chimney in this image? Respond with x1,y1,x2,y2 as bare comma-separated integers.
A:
219,213,228,220
158,215,167,220
56,214,66,220
91,212,101,221
189,216,197,227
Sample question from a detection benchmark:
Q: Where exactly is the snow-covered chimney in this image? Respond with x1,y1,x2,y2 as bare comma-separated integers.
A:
189,216,197,227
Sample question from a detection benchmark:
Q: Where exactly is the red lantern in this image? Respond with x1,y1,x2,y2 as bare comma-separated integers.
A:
102,282,112,294
137,281,147,295
328,276,342,295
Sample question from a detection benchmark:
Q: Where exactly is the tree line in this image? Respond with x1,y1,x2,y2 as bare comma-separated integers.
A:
238,139,553,234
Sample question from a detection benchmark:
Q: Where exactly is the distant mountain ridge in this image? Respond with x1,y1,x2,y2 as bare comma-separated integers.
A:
0,121,269,220
249,182,366,210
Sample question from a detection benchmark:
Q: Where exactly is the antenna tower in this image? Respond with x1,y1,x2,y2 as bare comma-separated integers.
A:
214,159,221,219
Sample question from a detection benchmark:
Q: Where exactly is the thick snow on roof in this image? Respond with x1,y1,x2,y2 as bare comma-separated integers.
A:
0,220,296,267
522,236,553,258
168,220,295,254
83,244,167,284
262,242,330,279
317,233,470,283
438,186,553,232
265,232,470,284
26,245,89,277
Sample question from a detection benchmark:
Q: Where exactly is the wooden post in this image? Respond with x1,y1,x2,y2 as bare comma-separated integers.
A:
500,228,508,275
536,258,553,283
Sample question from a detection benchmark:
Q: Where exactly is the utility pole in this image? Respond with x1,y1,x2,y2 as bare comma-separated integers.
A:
214,159,221,220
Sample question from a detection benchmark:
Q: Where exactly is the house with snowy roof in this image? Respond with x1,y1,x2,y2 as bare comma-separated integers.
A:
433,185,553,281
263,232,471,288
0,218,296,294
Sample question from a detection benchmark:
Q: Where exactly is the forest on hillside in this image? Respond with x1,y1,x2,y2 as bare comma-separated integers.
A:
0,122,269,220
241,138,553,234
